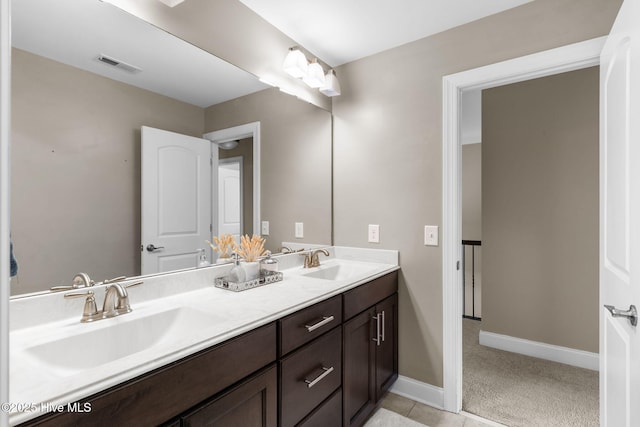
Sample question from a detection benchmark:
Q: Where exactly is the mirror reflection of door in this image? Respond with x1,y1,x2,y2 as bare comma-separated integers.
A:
141,126,212,275
218,157,243,245
216,137,254,253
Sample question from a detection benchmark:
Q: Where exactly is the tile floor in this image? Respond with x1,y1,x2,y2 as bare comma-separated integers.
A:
380,392,501,427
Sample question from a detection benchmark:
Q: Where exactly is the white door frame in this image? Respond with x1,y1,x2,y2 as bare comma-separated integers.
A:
442,37,606,412
204,122,260,239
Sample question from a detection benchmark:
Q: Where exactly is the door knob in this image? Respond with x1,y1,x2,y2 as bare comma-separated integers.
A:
604,304,637,326
146,244,165,252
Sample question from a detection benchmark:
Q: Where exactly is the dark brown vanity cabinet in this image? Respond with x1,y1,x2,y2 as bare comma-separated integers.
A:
19,271,398,427
343,272,398,427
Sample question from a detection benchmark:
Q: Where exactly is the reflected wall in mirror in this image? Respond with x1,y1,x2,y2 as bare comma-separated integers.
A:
10,0,332,296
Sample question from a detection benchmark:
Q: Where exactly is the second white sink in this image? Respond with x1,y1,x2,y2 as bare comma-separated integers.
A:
302,260,377,281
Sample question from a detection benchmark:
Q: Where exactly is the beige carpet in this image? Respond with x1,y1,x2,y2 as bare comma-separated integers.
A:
463,319,599,427
365,408,429,427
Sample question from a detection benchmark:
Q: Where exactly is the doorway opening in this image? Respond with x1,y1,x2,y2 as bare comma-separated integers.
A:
442,36,606,413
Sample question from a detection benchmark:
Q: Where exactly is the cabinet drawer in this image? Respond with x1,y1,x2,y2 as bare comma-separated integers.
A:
343,271,398,320
279,295,342,355
280,327,342,427
298,388,342,427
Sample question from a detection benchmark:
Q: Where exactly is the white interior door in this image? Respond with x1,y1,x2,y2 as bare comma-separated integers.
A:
218,157,243,245
600,0,640,425
141,126,211,275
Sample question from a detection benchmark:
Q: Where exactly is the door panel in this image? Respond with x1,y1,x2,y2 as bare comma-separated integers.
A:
141,126,211,275
599,1,639,425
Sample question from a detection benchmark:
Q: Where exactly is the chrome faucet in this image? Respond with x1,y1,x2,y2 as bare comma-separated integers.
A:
65,280,143,323
300,249,330,268
102,283,132,318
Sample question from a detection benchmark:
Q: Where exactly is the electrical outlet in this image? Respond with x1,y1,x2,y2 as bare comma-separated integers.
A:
368,224,380,243
261,221,270,235
424,225,439,246
295,222,304,238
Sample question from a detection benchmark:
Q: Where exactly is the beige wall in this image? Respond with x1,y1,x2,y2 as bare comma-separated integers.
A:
332,0,620,386
205,88,332,253
462,144,482,241
218,137,254,237
481,67,599,353
11,48,204,295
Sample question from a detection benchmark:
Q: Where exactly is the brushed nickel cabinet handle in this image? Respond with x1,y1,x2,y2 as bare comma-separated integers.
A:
372,314,381,346
304,366,334,388
381,310,386,342
305,316,335,332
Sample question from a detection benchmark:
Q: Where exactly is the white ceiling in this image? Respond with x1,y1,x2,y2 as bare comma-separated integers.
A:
238,0,533,67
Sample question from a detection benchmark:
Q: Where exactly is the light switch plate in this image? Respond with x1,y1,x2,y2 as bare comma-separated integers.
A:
368,224,380,243
295,222,304,238
261,221,270,235
424,225,439,246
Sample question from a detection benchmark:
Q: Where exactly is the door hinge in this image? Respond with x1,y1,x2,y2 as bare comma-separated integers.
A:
456,261,460,270
210,224,213,233
140,244,143,252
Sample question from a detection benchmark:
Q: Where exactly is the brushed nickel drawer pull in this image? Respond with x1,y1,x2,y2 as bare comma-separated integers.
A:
305,315,335,332
304,366,334,388
381,310,386,342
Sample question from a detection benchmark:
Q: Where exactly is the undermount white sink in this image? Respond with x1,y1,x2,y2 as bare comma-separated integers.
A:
24,307,222,376
302,261,376,281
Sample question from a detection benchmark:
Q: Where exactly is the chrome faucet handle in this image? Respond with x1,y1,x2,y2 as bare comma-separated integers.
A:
50,272,94,292
64,291,101,322
125,280,144,289
100,276,127,285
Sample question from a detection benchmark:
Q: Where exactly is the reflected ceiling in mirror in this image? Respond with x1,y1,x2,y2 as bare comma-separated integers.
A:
12,0,269,107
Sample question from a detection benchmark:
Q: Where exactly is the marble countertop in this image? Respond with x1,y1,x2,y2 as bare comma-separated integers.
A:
9,246,398,425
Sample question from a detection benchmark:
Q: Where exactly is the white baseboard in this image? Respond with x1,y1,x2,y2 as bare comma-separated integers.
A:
479,330,599,371
390,375,445,410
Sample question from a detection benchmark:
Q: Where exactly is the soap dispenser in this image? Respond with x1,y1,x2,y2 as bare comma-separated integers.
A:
198,248,209,268
260,251,278,273
228,253,246,283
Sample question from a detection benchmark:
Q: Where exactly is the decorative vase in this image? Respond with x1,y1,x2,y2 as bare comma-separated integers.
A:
242,261,261,281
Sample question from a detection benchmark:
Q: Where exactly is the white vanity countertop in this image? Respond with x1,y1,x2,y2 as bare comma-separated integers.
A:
9,246,398,425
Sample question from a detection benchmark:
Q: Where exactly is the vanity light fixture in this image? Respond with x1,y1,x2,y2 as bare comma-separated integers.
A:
282,47,340,97
320,69,341,97
283,47,308,79
302,59,326,88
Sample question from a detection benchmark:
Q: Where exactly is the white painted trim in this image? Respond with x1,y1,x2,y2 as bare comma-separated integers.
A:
479,330,599,371
390,375,445,410
0,0,10,424
442,36,606,413
204,122,261,238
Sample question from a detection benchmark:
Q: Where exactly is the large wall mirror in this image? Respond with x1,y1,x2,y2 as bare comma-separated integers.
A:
10,0,332,296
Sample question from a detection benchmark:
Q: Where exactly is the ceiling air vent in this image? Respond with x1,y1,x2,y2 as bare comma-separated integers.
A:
96,54,142,74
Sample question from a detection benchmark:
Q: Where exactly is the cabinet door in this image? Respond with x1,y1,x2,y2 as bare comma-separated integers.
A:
375,294,398,401
181,365,277,427
343,307,376,427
